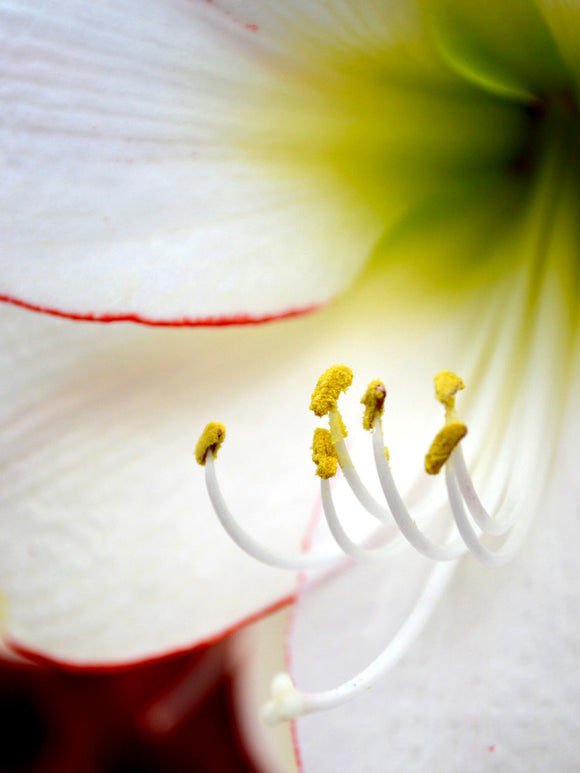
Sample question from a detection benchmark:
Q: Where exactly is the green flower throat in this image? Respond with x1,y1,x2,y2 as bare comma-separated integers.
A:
249,0,580,307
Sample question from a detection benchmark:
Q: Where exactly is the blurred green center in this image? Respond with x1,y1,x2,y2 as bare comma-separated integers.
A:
248,0,580,301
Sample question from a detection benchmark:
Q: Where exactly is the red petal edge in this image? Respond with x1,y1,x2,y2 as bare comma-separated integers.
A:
5,594,294,673
4,494,329,673
0,294,323,328
0,296,325,670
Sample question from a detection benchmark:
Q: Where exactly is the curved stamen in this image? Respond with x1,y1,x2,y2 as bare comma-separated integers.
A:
328,409,392,523
320,478,402,563
452,447,515,536
310,366,392,523
445,280,564,563
204,451,347,571
372,416,465,560
201,267,567,725
445,459,523,567
260,559,458,723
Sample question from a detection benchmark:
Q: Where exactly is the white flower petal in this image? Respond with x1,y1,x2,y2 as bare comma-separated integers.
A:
0,304,303,664
0,1,382,322
204,0,417,45
230,609,298,773
0,246,483,666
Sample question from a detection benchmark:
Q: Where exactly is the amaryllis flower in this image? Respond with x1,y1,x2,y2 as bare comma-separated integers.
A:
1,1,579,771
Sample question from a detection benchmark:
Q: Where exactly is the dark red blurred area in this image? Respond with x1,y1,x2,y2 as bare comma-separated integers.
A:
0,643,258,773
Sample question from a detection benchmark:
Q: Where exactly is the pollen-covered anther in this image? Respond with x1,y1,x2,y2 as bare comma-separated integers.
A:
424,421,468,475
434,370,465,412
361,379,387,431
194,422,226,465
310,365,353,417
312,427,338,479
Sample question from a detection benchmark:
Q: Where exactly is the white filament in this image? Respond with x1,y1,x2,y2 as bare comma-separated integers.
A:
261,559,458,723
328,410,392,523
320,478,403,563
371,418,466,560
204,452,347,571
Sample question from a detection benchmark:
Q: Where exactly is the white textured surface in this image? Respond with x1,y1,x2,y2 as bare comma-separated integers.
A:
0,0,383,321
0,302,314,663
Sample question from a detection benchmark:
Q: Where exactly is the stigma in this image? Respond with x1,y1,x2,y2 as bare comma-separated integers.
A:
196,364,535,723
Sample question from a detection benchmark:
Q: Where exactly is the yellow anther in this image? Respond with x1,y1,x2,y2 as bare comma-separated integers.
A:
310,365,353,417
195,422,226,465
311,427,338,480
434,371,465,412
360,380,387,431
424,421,467,475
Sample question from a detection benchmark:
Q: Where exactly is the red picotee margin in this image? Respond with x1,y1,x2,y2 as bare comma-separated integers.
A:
0,293,324,670
0,294,323,327
6,593,295,673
